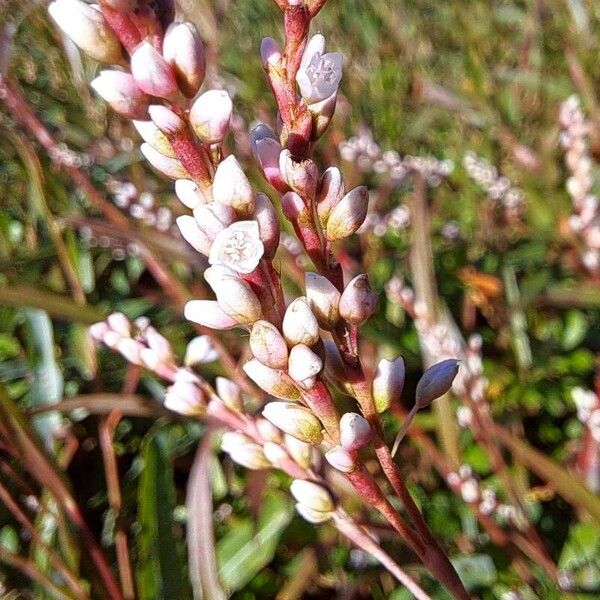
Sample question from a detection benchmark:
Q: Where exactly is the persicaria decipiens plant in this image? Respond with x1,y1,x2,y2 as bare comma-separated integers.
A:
50,0,467,597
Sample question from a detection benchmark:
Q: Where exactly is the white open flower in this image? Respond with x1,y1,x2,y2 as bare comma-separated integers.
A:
209,221,264,274
296,35,343,105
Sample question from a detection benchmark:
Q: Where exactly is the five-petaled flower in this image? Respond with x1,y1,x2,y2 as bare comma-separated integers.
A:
209,220,265,274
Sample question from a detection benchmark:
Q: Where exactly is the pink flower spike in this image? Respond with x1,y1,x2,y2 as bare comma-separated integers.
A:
184,300,239,330
131,41,179,100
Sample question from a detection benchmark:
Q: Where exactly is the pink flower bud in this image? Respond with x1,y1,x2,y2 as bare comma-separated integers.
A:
284,434,312,469
144,326,173,363
116,338,144,365
263,442,289,468
141,143,189,179
279,150,318,198
163,22,206,98
184,300,239,330
281,191,307,220
212,156,255,216
415,359,460,409
260,37,282,68
89,321,110,342
184,336,219,366
325,186,369,241
192,202,236,240
250,320,289,370
164,380,205,415
107,312,131,337
325,445,356,473
175,179,207,209
254,138,286,191
305,272,340,329
103,330,121,349
90,71,149,119
256,419,283,444
282,297,320,346
220,431,250,454
48,0,121,63
209,221,265,275
176,215,212,256
290,479,334,512
215,377,243,412
308,92,337,139
339,412,371,451
262,402,323,444
131,41,179,99
339,274,377,325
288,344,322,389
295,503,332,524
316,166,345,227
190,90,233,144
148,104,186,136
133,120,176,158
227,442,270,470
372,356,405,413
243,360,300,401
253,193,280,259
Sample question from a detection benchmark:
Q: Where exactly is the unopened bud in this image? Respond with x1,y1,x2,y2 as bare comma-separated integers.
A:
305,272,340,329
148,104,186,136
316,166,344,227
279,150,318,198
325,445,356,473
295,503,332,523
215,377,243,412
89,321,109,342
133,120,175,157
290,479,335,512
107,312,131,337
163,22,206,98
250,321,288,370
212,156,255,216
282,297,320,346
260,37,282,68
220,431,249,454
90,71,149,119
176,215,212,256
288,344,322,389
48,0,121,63
284,434,312,469
256,419,283,444
209,221,264,274
228,442,270,470
193,202,236,240
184,336,218,366
141,143,189,179
184,300,239,330
131,41,179,99
262,442,288,469
372,356,405,413
262,402,323,444
253,193,280,259
308,92,337,139
116,337,144,365
243,360,300,401
190,90,233,144
144,326,173,363
251,126,286,191
339,274,377,325
339,412,371,451
415,359,460,409
325,186,369,241
175,179,207,209
164,380,205,415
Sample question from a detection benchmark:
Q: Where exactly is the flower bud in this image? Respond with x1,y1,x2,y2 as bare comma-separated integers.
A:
133,120,175,157
184,336,219,366
251,126,286,191
288,344,322,389
279,150,318,199
325,186,369,241
281,191,308,221
212,156,255,216
325,446,356,473
103,330,121,349
290,479,335,512
260,37,282,68
305,272,340,329
190,90,233,144
220,431,249,454
193,202,236,240
215,377,243,412
253,193,280,259
308,92,337,139
295,503,332,524
339,274,377,325
131,41,179,99
164,380,205,415
163,22,206,98
107,312,131,337
148,104,186,136
227,442,270,470
176,215,212,255
415,359,460,409
48,0,121,63
139,347,160,370
184,300,239,330
282,297,320,346
209,221,264,275
243,360,300,401
90,71,149,119
316,166,344,227
116,337,144,365
284,434,312,469
175,179,207,209
263,442,289,468
144,326,173,363
250,321,288,370
141,143,189,179
372,356,405,413
90,321,110,342
256,419,283,444
339,412,371,451
262,402,323,444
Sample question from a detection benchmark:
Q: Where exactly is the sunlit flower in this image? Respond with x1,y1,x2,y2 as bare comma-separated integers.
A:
209,221,264,274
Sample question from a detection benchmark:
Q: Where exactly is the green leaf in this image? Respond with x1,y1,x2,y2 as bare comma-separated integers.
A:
451,554,497,590
561,310,588,351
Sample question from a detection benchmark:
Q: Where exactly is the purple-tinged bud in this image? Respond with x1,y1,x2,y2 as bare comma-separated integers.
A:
279,150,318,199
253,193,280,259
288,344,322,389
339,274,377,325
325,186,369,241
192,202,236,241
116,338,144,365
263,402,322,444
300,34,326,71
215,377,243,412
415,359,460,409
339,412,371,451
282,297,320,346
254,138,286,191
133,120,175,158
305,272,340,329
141,143,189,179
284,434,312,469
175,179,207,209
90,71,149,119
89,321,110,342
184,300,239,330
209,221,264,274
163,22,206,98
164,380,205,415
325,445,356,473
256,419,283,444
243,360,300,401
190,90,232,144
295,503,332,524
290,479,334,512
260,37,282,68
316,166,345,227
184,336,219,366
250,123,278,156
372,356,405,413
263,442,289,468
48,0,121,63
107,312,131,337
281,191,307,221
250,321,288,370
212,156,255,216
176,215,212,256
148,104,186,136
131,41,179,100
227,442,270,470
